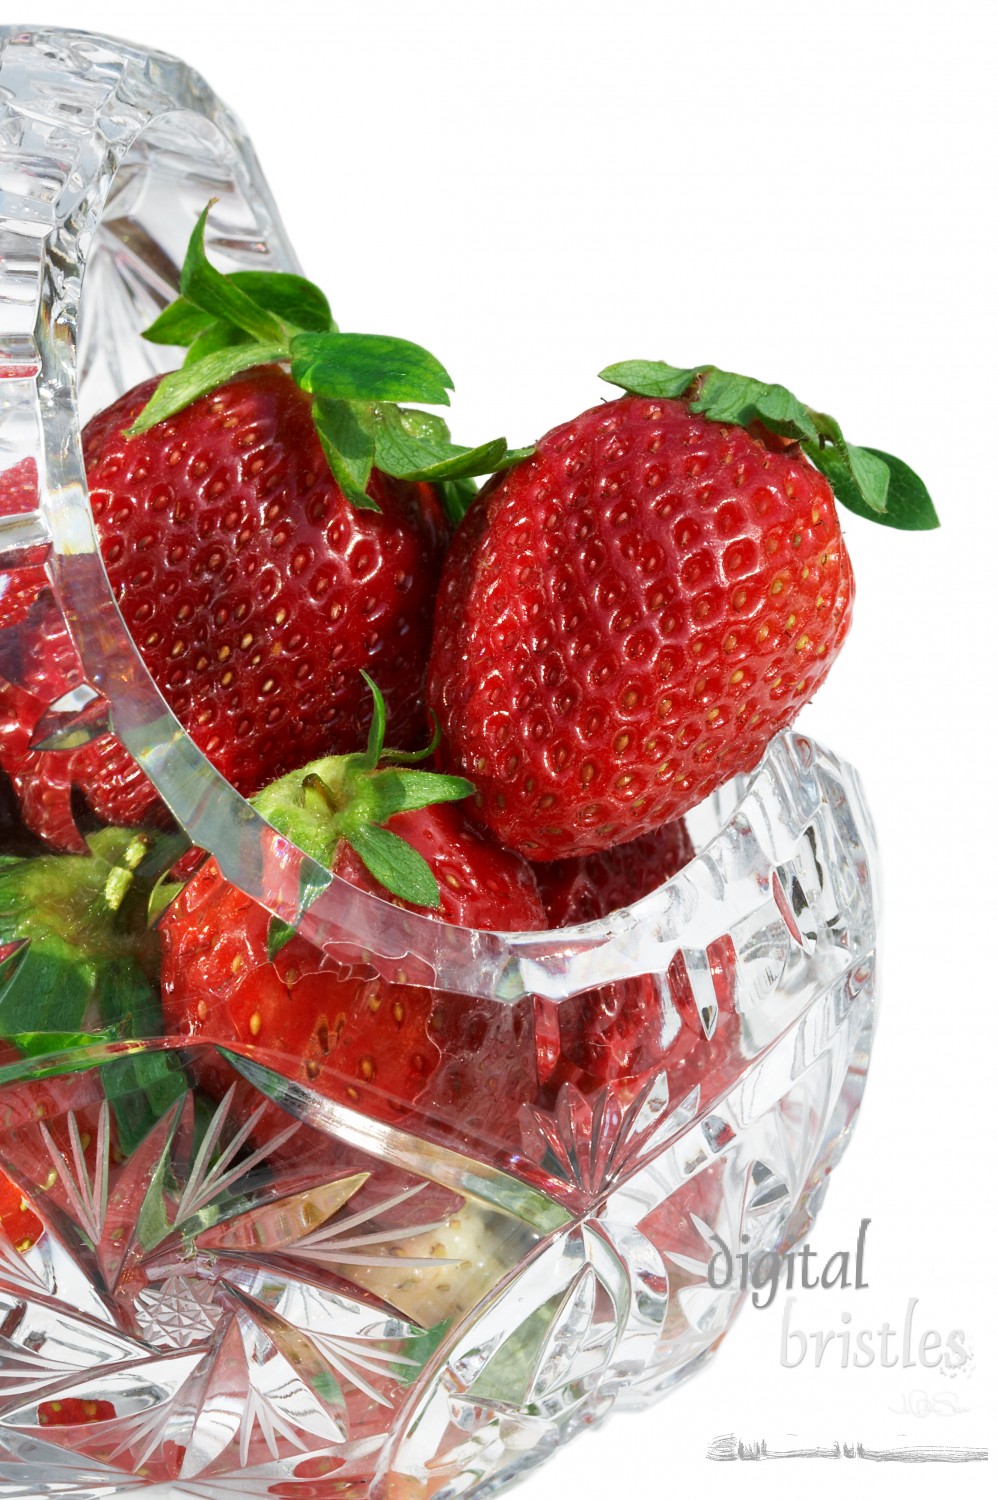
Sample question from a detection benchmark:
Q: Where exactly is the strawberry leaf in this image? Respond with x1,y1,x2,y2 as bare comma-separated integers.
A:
127,342,288,434
182,322,252,365
219,271,333,333
366,770,475,819
358,669,388,767
179,204,289,346
311,398,379,511
601,358,937,530
832,446,938,529
369,404,529,483
143,298,216,346
345,825,441,909
599,360,700,399
102,1050,188,1153
436,476,480,526
692,369,818,441
145,272,333,351
267,916,298,961
290,332,453,406
803,414,890,516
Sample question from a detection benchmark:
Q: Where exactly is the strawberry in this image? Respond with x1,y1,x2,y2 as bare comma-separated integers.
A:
36,1398,117,1428
0,1161,43,1251
428,360,936,860
531,820,697,1088
534,818,695,927
159,680,546,1148
0,204,526,851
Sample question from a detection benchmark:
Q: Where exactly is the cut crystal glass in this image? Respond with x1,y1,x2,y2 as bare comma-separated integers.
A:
0,26,879,1499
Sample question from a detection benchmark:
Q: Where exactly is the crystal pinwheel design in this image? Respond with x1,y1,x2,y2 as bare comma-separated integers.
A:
0,1087,481,1484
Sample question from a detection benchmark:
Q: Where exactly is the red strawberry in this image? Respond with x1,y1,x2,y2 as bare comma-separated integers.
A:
429,394,850,860
159,682,546,1150
533,820,696,1088
428,362,934,861
0,204,522,851
0,1164,43,1251
534,818,694,927
0,372,447,847
36,1398,117,1428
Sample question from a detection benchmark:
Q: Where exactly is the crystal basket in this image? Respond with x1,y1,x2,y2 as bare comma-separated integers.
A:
0,27,879,1500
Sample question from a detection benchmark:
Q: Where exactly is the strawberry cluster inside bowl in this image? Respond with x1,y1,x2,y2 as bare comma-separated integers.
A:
0,26,927,1498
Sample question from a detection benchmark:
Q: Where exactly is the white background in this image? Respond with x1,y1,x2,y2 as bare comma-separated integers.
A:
9,1,997,1495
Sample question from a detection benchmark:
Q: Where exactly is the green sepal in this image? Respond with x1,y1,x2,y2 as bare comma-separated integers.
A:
359,669,388,769
600,360,816,441
381,713,442,765
126,342,288,434
820,445,939,529
250,675,475,909
267,916,298,961
179,204,289,346
6,1028,114,1056
369,404,531,484
690,369,817,441
145,271,335,349
102,1050,188,1154
358,768,474,824
291,332,453,406
134,202,519,517
436,476,480,526
345,825,440,910
600,358,937,529
0,828,186,1148
182,322,252,365
143,297,218,347
311,399,379,511
599,360,700,400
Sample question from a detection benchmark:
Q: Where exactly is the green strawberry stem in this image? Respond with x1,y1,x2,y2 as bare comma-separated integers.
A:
0,827,186,1151
134,202,531,512
252,674,472,912
599,359,938,531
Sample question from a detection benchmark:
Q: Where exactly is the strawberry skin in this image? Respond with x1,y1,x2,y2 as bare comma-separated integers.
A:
532,819,696,1088
534,818,694,927
0,367,447,847
159,802,546,1145
428,394,854,860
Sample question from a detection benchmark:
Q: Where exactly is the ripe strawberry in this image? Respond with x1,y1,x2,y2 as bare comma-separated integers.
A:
159,682,546,1148
0,204,524,851
36,1398,117,1428
0,1161,43,1251
428,360,936,861
534,818,694,927
532,820,697,1088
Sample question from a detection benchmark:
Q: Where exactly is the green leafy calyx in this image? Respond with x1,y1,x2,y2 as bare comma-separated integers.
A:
134,202,530,512
599,359,938,531
0,827,187,1151
252,675,473,912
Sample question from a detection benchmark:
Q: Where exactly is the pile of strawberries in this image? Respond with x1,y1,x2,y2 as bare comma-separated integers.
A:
0,207,936,1157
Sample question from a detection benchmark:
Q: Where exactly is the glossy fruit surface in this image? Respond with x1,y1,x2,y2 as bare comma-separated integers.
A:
0,367,447,848
429,394,854,859
159,802,547,1144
